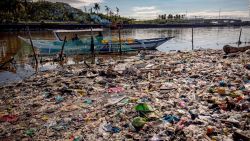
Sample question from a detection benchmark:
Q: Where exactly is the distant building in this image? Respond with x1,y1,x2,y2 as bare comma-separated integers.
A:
186,18,242,24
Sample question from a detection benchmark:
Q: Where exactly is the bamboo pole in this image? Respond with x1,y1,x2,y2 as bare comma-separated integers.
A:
109,25,112,52
119,26,122,54
90,27,94,54
60,36,67,61
192,28,194,50
238,28,242,46
27,27,38,65
90,27,95,64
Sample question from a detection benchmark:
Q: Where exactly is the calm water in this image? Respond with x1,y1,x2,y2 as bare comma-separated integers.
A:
0,27,250,84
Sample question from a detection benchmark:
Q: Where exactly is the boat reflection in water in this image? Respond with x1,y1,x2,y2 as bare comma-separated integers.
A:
0,39,61,85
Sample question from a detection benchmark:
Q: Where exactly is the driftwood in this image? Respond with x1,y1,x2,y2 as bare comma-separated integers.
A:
233,131,250,141
223,45,250,54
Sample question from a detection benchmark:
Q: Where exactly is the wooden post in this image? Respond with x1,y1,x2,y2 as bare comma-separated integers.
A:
40,56,42,64
119,26,122,54
108,25,112,52
238,28,242,46
192,28,194,50
90,27,94,54
60,36,67,61
27,27,38,65
90,27,95,64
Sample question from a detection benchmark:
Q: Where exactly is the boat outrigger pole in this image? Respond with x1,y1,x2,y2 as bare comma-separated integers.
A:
59,36,67,61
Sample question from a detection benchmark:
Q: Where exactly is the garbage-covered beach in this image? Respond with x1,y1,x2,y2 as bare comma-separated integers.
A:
0,49,250,140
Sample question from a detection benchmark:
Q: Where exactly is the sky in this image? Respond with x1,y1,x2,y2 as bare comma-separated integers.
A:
45,0,250,20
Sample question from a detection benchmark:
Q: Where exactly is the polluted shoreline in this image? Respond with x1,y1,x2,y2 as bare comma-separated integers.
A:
0,49,250,140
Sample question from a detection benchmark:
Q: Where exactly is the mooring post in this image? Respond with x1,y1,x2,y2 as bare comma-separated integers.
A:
192,28,194,50
60,36,67,61
90,27,95,64
119,26,122,54
27,27,38,66
238,28,242,46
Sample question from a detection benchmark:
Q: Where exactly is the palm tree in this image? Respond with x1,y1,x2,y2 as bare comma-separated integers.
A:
8,0,17,14
93,3,100,14
105,6,110,16
84,6,87,13
116,7,119,16
89,7,93,13
0,0,8,12
23,0,28,11
109,10,114,18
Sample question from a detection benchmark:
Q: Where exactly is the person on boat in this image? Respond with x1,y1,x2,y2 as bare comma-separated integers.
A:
96,31,103,43
72,34,79,41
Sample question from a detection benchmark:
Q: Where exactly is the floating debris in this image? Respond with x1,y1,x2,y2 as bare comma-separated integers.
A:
0,49,249,140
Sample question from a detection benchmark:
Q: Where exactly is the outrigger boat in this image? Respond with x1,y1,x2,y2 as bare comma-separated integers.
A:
18,29,174,55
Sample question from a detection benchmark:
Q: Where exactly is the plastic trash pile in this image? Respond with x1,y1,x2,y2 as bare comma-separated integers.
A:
0,49,249,140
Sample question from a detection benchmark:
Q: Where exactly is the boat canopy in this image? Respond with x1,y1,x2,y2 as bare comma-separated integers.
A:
53,28,103,33
53,28,104,41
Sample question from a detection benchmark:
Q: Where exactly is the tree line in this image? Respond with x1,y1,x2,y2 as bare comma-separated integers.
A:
1,0,186,24
87,3,128,23
0,0,93,23
0,0,131,24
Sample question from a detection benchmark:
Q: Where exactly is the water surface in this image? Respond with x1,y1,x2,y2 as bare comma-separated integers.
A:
0,27,250,85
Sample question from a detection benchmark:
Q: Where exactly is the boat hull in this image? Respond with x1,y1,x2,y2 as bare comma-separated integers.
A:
18,36,173,54
130,37,172,50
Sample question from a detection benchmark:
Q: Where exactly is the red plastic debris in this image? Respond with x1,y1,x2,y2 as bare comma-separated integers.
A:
0,115,18,123
107,87,124,93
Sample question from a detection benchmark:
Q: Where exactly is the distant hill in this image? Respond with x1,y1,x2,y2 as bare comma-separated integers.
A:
0,1,91,23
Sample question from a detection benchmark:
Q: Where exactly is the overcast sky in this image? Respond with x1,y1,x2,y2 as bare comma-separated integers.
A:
45,0,250,20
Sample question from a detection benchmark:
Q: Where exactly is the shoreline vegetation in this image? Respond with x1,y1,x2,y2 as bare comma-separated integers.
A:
1,22,250,31
0,0,249,31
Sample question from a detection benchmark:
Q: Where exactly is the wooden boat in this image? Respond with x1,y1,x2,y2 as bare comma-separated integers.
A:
18,29,174,55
